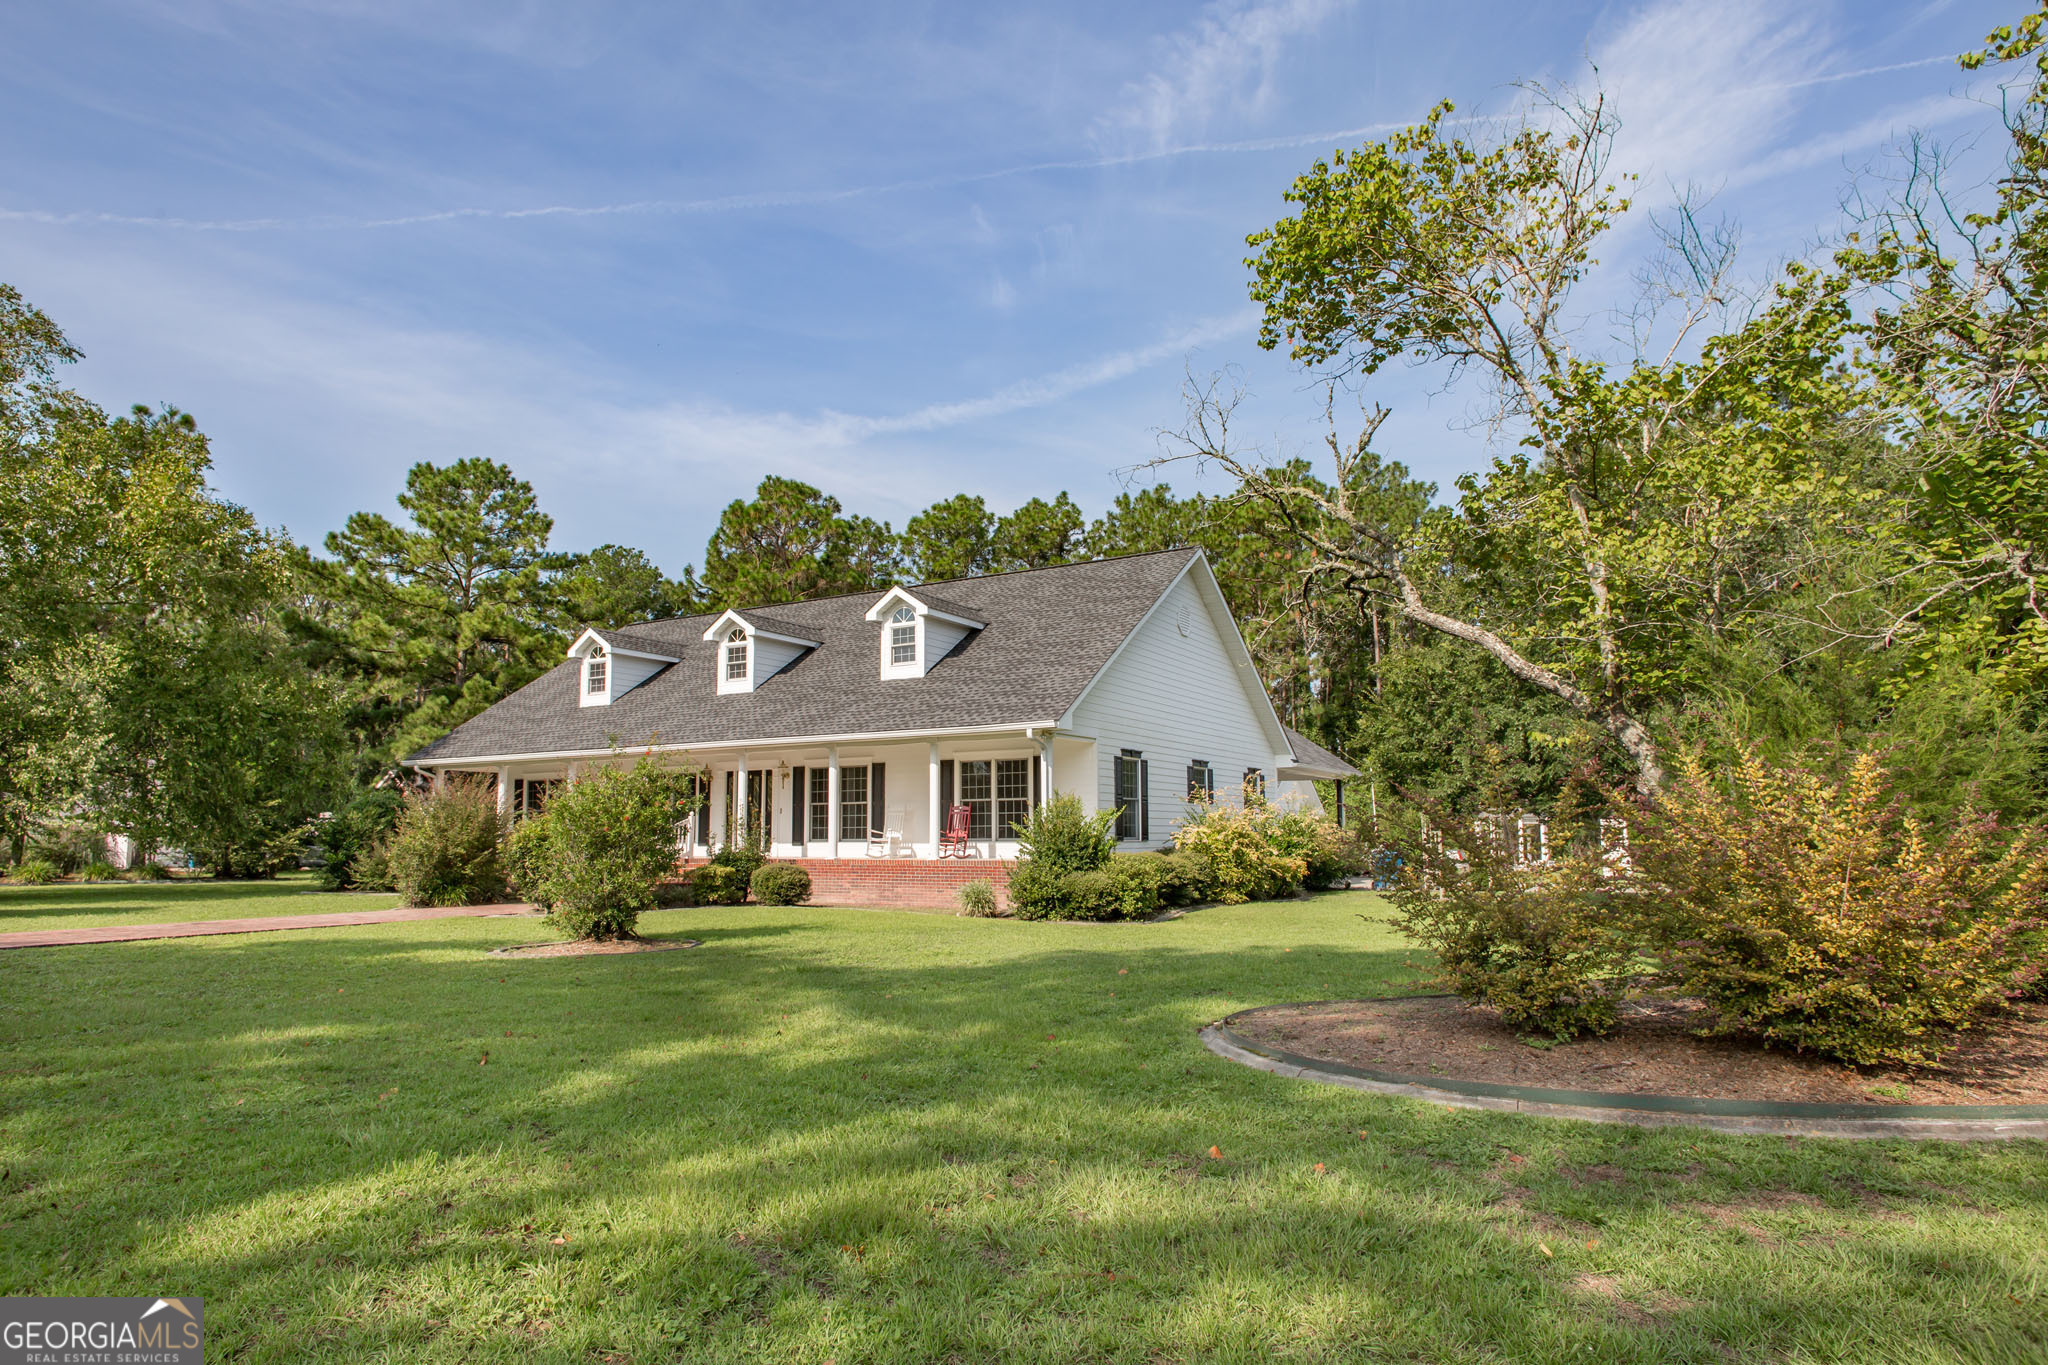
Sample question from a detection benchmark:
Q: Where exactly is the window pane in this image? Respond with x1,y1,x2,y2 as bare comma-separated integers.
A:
1115,756,1139,839
960,761,991,839
890,623,915,664
587,659,606,692
809,775,830,842
839,765,869,841
725,643,747,679
996,759,1030,839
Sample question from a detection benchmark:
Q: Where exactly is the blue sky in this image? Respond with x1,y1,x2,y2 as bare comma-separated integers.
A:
2,0,2021,576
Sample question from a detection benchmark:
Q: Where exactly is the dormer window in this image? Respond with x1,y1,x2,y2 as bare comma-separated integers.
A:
567,628,678,709
703,609,820,695
865,586,987,681
889,607,916,665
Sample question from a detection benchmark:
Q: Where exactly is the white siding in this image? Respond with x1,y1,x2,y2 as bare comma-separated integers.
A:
1066,572,1286,849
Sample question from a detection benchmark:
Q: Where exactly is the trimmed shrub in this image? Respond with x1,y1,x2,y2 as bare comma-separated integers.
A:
502,816,556,910
1005,859,1064,920
1155,850,1216,907
1386,818,1633,1041
1639,749,2048,1066
11,858,59,885
751,863,812,906
691,863,750,905
957,878,1002,916
1014,793,1116,876
654,880,701,908
385,780,506,908
528,760,697,941
313,789,404,891
1058,869,1122,920
1171,803,1309,903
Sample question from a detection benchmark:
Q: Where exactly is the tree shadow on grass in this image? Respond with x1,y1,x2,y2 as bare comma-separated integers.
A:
3,911,2044,1361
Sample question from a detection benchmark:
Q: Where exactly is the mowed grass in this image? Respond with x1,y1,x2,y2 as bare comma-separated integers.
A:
1,885,2044,1364
0,873,401,933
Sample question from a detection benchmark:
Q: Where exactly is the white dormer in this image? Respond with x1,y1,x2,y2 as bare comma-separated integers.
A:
864,586,986,680
700,610,821,695
567,628,680,708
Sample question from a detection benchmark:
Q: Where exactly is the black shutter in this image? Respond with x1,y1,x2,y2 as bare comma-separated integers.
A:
1139,759,1150,842
1032,751,1043,809
940,759,954,817
870,762,886,835
792,767,806,844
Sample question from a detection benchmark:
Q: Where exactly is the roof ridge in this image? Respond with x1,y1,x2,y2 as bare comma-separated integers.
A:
614,546,1203,631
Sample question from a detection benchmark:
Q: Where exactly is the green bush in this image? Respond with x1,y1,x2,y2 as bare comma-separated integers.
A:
131,861,172,881
957,878,1002,916
1014,793,1115,875
28,825,94,875
502,816,556,910
1155,850,1216,907
690,863,750,906
709,840,767,883
654,880,700,908
79,860,122,882
385,780,506,908
1638,749,2048,1066
1058,869,1122,920
313,789,403,891
1171,803,1309,903
1015,855,1162,922
527,760,697,941
10,858,59,885
751,863,813,906
1386,815,1635,1042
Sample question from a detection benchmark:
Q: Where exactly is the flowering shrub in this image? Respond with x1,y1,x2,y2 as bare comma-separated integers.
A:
520,759,698,940
1639,749,2048,1065
385,780,505,907
1170,802,1319,902
1386,808,1636,1040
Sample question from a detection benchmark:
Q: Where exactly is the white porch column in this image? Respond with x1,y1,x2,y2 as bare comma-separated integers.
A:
1039,736,1054,805
496,766,512,821
927,741,941,858
735,753,749,846
430,767,446,794
826,747,841,859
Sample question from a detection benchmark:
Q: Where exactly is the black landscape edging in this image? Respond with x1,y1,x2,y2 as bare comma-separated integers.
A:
1211,1000,2048,1124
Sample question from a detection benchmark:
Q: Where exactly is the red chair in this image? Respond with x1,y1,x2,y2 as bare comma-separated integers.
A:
937,803,973,857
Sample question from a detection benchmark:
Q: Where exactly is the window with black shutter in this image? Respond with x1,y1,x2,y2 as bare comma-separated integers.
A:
996,758,1030,838
838,765,869,842
1114,750,1142,840
809,769,831,842
1243,767,1266,803
1186,760,1214,803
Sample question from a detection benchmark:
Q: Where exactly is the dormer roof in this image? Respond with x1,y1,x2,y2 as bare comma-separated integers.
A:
567,626,681,662
699,609,822,648
862,586,988,628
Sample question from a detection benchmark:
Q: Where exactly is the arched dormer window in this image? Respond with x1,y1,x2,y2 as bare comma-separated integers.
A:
585,654,608,696
888,606,916,665
723,628,748,681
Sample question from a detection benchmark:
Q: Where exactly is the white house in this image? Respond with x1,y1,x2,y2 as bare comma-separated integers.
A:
404,547,1357,905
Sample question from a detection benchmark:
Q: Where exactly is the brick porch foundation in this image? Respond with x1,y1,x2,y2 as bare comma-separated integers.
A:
677,858,1011,910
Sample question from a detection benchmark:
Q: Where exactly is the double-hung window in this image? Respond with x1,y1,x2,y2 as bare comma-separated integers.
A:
838,764,869,842
994,758,1031,839
1186,760,1214,802
888,606,916,666
809,770,831,842
585,657,607,695
1114,750,1147,841
958,761,993,839
1243,767,1266,802
723,628,748,681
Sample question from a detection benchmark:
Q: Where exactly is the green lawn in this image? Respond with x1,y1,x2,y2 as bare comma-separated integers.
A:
0,872,401,933
1,884,2042,1363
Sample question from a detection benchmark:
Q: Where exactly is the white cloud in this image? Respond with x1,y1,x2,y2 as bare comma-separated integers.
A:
1095,0,1351,153
1590,0,1831,193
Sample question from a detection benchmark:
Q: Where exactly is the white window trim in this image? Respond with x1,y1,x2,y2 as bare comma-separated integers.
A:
580,651,610,707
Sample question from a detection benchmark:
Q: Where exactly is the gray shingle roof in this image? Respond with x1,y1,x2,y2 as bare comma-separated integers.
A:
591,628,683,658
406,548,1202,764
719,611,820,643
900,589,986,625
1279,725,1358,779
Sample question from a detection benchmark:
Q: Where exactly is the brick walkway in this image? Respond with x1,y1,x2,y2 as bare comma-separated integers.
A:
0,903,538,950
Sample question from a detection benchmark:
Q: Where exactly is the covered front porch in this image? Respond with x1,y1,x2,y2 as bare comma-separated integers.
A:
441,728,1099,863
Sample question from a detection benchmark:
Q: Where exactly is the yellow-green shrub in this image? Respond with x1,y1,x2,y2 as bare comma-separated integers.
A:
1171,803,1310,902
1641,750,2048,1066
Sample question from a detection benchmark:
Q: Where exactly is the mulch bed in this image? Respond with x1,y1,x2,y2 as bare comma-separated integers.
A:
490,938,701,959
1231,996,2048,1106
